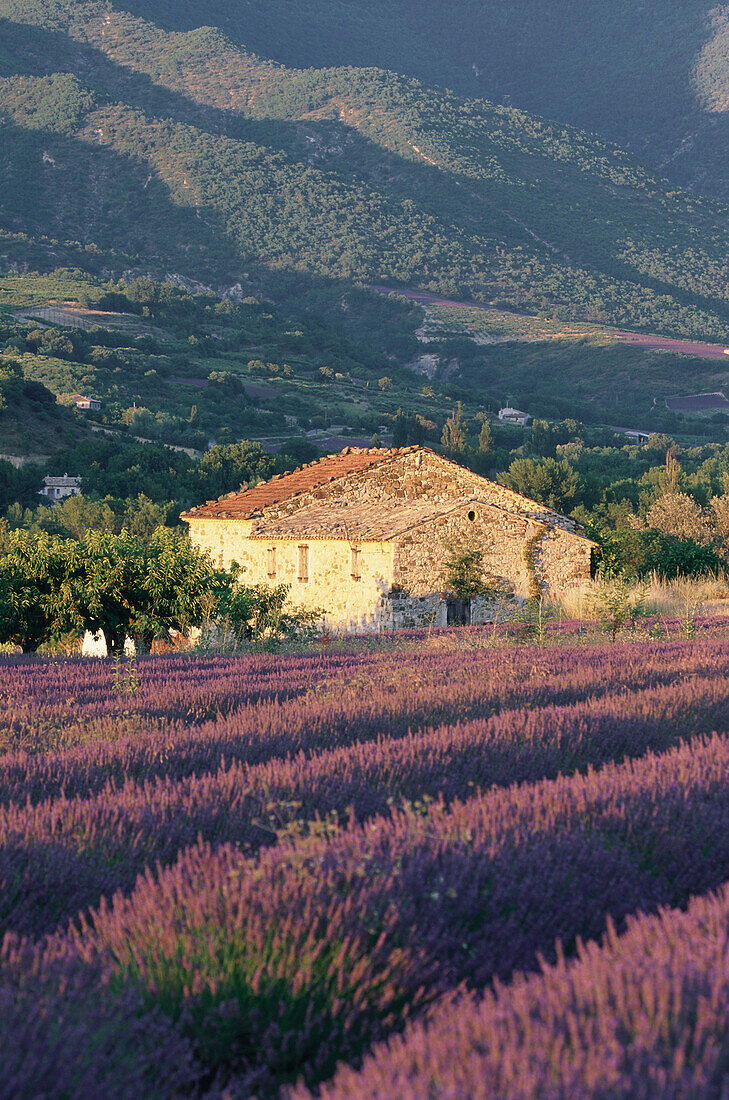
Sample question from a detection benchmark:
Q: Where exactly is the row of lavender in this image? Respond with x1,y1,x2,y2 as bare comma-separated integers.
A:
3,636,726,745
10,726,729,1087
0,650,362,751
6,640,729,1096
296,880,729,1100
0,638,724,804
7,669,729,938
48,732,729,1096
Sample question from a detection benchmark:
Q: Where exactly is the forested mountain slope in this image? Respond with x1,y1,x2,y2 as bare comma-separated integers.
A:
106,0,729,199
4,2,729,339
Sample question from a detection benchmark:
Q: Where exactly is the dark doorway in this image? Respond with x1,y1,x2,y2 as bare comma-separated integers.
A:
446,598,471,625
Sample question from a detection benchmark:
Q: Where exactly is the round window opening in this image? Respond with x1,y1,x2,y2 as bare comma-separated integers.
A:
467,509,476,521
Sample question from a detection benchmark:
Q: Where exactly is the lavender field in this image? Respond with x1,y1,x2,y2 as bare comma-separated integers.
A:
7,630,729,1097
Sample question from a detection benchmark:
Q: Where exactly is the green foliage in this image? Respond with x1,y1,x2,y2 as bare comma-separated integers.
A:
213,582,322,649
516,597,550,646
591,526,724,581
0,458,43,512
439,537,492,599
196,442,273,500
0,526,228,652
441,402,467,457
0,529,74,651
111,649,140,695
477,419,492,457
588,574,647,641
522,523,547,600
501,457,579,512
101,527,228,652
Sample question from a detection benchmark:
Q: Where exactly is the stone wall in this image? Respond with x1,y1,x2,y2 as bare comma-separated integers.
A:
187,518,254,570
394,501,530,599
188,518,395,632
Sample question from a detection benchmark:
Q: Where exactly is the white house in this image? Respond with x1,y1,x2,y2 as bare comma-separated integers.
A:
40,474,81,501
498,407,531,427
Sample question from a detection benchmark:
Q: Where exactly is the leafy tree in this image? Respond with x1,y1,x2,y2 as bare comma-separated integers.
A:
196,442,274,500
393,407,408,447
0,532,81,652
594,527,723,580
50,495,117,539
645,492,713,547
126,528,229,651
589,573,647,641
441,402,467,456
122,495,170,538
500,457,579,512
77,528,228,653
478,419,493,457
126,277,159,306
0,528,229,653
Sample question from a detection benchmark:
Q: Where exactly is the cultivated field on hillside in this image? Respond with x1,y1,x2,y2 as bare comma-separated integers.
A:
7,630,729,1096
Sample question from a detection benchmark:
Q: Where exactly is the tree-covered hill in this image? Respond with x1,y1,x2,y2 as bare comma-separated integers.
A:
5,2,729,341
100,0,729,200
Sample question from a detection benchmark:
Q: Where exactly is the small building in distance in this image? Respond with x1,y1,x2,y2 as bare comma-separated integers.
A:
182,446,595,633
72,394,101,410
39,474,81,501
498,407,531,427
609,427,651,445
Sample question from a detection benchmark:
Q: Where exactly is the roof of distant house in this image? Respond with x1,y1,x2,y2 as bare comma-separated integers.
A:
43,474,81,487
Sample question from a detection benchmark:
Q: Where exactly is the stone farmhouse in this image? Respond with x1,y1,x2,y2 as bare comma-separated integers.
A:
39,474,81,502
181,446,595,632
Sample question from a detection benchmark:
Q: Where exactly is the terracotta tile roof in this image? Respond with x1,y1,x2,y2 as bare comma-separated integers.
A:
180,447,412,520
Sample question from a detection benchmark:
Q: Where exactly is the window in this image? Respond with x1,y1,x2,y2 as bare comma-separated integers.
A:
350,545,361,581
297,544,309,583
267,546,277,578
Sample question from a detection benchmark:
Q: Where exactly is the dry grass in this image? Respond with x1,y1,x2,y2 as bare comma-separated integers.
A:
548,573,729,621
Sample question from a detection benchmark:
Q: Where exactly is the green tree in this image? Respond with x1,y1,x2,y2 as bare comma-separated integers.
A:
0,532,82,651
197,442,273,500
439,536,493,599
126,528,228,651
441,402,467,456
122,495,170,538
501,457,579,512
589,573,647,641
393,407,408,447
215,582,321,648
478,419,493,457
77,529,227,653
53,494,116,539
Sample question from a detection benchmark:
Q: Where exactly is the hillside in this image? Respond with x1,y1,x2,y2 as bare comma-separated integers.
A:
105,0,729,200
5,3,729,343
